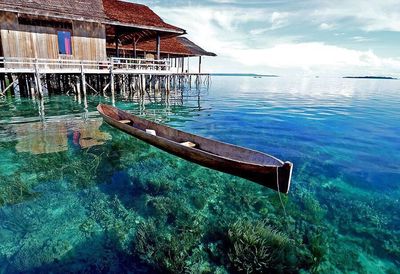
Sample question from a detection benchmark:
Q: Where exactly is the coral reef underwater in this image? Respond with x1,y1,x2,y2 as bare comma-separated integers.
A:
1,86,400,273
0,124,399,274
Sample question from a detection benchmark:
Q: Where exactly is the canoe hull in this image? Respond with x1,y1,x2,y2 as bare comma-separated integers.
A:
97,104,293,193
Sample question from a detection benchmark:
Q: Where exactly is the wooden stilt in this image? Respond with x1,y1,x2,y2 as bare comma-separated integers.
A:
110,59,115,100
199,56,202,74
29,76,35,98
76,76,81,104
24,75,30,97
2,75,19,96
142,74,146,93
81,63,87,97
86,82,98,94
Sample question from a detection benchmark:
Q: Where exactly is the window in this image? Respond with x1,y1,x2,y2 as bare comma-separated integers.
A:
19,17,72,29
58,31,72,55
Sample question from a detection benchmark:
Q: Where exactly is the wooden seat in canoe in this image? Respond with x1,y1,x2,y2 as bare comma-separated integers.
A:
180,141,197,148
146,129,157,136
119,120,131,124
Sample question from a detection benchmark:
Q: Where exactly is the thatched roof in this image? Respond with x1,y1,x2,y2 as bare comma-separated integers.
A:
0,0,107,23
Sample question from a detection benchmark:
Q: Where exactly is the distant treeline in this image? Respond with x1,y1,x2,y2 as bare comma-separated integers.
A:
343,76,397,80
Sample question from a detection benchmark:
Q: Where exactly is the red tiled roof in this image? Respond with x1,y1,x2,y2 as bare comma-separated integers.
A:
103,0,184,33
112,36,216,57
137,37,192,55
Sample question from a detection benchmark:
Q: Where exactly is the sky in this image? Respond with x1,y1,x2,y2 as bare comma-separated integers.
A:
128,0,400,76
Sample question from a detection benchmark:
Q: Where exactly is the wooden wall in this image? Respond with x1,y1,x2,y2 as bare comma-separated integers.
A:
0,11,106,61
72,21,106,60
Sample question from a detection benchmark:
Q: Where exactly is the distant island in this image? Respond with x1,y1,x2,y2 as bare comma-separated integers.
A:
211,73,279,77
343,76,397,80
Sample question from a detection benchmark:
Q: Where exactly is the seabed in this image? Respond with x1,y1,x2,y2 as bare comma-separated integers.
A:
0,76,399,273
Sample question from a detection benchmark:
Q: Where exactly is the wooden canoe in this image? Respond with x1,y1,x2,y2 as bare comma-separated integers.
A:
97,104,293,194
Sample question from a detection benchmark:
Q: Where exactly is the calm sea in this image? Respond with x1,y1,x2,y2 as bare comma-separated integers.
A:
0,76,399,273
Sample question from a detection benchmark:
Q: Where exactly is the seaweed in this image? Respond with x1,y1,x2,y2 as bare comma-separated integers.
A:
0,174,40,207
226,219,296,273
133,218,202,274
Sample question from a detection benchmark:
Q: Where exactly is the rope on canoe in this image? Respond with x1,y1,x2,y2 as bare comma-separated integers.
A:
276,167,287,217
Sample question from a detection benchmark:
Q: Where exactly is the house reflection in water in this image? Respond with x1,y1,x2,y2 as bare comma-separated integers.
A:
14,119,111,154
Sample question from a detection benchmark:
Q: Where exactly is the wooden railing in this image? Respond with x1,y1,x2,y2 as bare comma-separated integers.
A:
111,57,170,71
0,57,172,72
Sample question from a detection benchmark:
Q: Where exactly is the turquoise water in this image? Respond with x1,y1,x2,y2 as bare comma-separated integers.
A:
0,76,399,273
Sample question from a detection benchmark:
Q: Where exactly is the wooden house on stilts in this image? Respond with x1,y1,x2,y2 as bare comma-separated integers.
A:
0,0,215,98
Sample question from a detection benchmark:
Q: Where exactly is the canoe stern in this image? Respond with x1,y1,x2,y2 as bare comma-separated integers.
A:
278,161,293,194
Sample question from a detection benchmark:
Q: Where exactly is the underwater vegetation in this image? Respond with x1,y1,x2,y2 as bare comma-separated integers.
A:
0,174,40,207
1,133,399,273
0,92,399,273
227,219,295,273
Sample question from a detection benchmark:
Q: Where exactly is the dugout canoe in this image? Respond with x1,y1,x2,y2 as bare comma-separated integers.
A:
97,104,293,193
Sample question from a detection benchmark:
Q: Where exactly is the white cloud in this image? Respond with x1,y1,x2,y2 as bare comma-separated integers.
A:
231,43,383,67
151,3,400,75
311,0,400,32
249,12,291,35
319,23,335,30
351,36,373,42
270,11,290,29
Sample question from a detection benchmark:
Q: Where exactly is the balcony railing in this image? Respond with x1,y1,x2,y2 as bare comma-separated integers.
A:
0,57,173,73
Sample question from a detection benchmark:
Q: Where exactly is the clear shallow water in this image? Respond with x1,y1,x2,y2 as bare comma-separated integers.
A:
0,76,399,273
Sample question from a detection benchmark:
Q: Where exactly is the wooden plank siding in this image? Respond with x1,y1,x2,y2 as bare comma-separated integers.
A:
0,11,106,65
72,21,107,61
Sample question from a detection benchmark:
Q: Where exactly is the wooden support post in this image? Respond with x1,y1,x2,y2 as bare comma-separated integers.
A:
122,74,126,96
148,75,152,95
39,94,45,120
30,76,35,98
86,82,98,94
1,75,19,96
0,76,3,96
133,39,138,59
10,74,17,96
76,76,81,104
142,74,146,92
133,76,137,98
34,61,43,98
0,75,5,96
0,76,3,95
81,63,87,97
103,82,110,96
156,33,161,60
199,56,202,74
155,76,159,92
115,29,120,57
24,76,30,97
110,58,115,100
